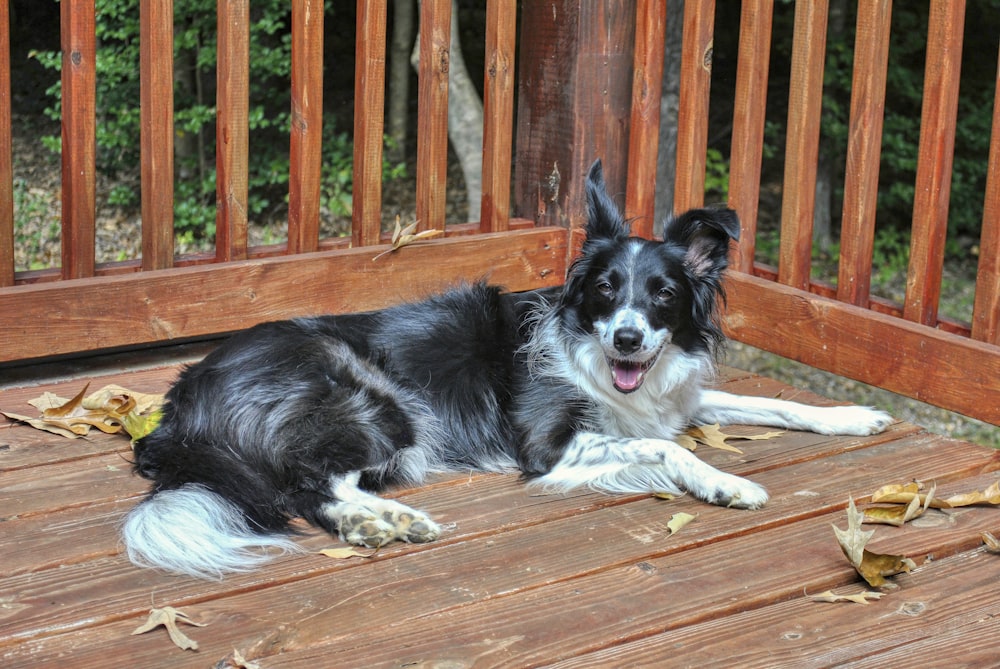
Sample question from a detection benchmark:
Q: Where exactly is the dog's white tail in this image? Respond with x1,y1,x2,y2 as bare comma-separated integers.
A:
121,484,300,580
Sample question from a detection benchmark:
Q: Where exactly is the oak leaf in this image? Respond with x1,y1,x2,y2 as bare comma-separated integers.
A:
132,606,206,651
677,423,784,454
809,589,884,605
832,498,916,588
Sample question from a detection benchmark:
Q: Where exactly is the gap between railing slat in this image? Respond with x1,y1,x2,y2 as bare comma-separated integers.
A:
777,0,828,291
728,0,773,274
415,0,451,233
903,0,965,326
972,44,1000,345
351,0,387,248
479,0,516,233
672,0,714,215
836,0,891,307
214,0,250,263
288,0,325,254
140,0,176,271
625,0,666,240
60,0,97,280
0,1,13,286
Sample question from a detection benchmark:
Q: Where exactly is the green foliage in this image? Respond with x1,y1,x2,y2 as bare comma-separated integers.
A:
704,148,730,202
31,0,402,241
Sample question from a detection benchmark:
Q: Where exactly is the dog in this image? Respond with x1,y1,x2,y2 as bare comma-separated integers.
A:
123,160,892,578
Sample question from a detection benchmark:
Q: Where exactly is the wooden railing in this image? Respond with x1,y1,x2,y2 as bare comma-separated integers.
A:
0,1,998,427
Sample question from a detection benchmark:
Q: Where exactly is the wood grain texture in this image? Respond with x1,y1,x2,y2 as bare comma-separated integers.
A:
287,0,324,254
972,46,1000,345
60,0,97,280
0,1,12,286
0,228,567,363
479,0,516,233
139,0,175,271
351,0,387,247
415,0,451,232
672,0,715,214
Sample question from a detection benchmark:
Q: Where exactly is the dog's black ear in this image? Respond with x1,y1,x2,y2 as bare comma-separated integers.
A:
585,159,630,242
663,207,740,278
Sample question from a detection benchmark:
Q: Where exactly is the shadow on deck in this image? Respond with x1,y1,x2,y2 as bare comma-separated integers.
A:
2,350,999,668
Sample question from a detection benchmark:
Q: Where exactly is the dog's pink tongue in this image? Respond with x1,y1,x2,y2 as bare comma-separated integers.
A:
613,362,643,392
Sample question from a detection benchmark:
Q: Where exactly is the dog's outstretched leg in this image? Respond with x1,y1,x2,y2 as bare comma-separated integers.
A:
696,390,894,436
530,433,769,509
320,472,441,547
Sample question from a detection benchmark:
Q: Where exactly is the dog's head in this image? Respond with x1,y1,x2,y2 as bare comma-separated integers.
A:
559,159,739,394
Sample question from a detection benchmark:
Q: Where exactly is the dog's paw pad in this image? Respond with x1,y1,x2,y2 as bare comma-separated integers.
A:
339,511,396,548
710,477,769,510
383,509,441,543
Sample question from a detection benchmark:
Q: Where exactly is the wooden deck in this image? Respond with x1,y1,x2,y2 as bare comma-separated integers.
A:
2,351,999,668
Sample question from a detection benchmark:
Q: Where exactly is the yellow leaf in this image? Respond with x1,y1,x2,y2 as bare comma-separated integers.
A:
653,491,677,500
942,480,1000,507
122,408,163,443
863,482,936,526
666,512,697,535
4,384,164,440
681,423,785,455
809,589,884,605
131,606,206,651
318,547,378,559
983,531,1000,554
675,434,698,451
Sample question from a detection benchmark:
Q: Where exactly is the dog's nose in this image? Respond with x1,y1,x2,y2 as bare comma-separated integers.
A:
614,327,643,354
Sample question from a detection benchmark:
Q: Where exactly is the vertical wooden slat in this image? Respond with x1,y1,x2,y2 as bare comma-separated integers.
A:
415,0,451,232
625,0,666,239
777,0,828,290
972,45,1000,345
140,0,175,271
479,0,516,233
728,0,773,274
352,0,387,247
0,0,13,286
837,0,892,307
288,0,324,254
60,0,97,280
673,0,715,214
903,0,965,326
215,0,250,263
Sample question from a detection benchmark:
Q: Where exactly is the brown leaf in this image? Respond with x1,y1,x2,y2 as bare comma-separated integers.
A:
132,606,206,651
833,498,916,588
863,482,936,526
982,531,1000,554
942,480,1000,507
3,384,164,440
681,423,784,455
219,648,261,669
872,480,1000,509
318,547,378,560
373,216,444,260
809,589,884,605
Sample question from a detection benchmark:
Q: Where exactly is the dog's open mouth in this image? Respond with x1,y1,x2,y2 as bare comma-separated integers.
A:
608,356,658,393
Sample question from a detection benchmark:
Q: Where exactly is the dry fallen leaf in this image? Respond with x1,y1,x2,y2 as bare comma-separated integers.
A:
863,482,936,526
132,606,206,651
666,512,697,535
2,383,164,441
653,491,677,500
373,215,444,260
871,480,1000,509
678,423,784,454
809,589,884,605
318,547,378,560
219,648,262,669
833,497,916,588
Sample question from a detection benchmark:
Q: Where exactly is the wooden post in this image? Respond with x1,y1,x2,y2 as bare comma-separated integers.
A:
514,0,637,232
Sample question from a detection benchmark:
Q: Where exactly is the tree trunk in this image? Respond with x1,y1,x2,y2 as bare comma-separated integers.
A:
412,0,483,221
386,0,414,165
654,0,684,236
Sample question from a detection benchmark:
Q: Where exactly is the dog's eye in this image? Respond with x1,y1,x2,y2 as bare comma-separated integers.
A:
655,287,676,303
596,281,614,297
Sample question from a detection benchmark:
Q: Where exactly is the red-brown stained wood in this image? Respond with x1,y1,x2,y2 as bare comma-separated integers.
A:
0,228,567,363
672,0,715,214
0,1,12,287
728,0,773,274
60,0,97,280
777,0,828,291
351,0,387,247
625,0,666,239
972,47,1000,345
415,0,451,232
837,0,892,307
904,0,965,326
723,270,1000,425
214,0,250,262
287,0,324,254
139,0,175,271
479,0,516,233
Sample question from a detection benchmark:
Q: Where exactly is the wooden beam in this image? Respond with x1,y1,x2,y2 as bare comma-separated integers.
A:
0,0,12,286
479,0,517,233
0,228,568,364
672,0,715,214
415,0,451,232
723,271,1000,425
215,0,250,262
352,0,387,247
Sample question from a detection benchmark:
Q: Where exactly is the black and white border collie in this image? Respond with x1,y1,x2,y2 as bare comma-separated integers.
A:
123,160,892,578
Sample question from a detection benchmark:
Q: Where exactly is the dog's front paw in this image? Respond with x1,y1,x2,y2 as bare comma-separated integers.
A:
813,405,894,436
703,474,769,510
